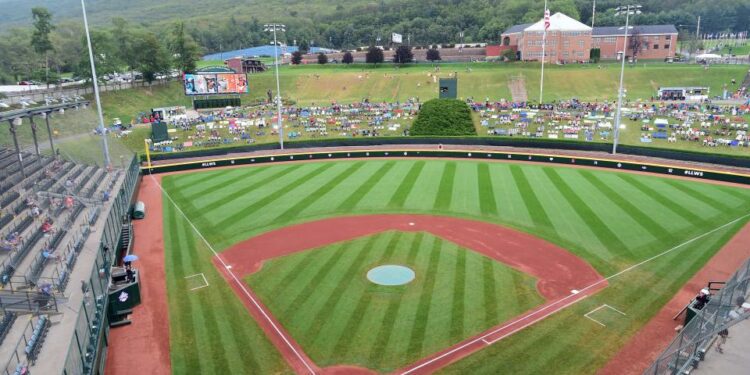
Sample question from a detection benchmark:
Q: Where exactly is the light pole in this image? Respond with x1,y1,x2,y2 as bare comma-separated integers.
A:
612,4,641,155
81,0,111,167
265,23,286,150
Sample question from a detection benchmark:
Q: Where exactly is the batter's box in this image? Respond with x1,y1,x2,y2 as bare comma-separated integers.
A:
184,273,209,291
584,304,627,328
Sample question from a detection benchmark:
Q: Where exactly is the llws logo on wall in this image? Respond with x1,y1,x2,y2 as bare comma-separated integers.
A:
684,170,704,177
118,291,129,302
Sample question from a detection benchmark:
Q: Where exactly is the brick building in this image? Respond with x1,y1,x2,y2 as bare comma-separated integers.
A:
498,13,678,62
592,25,678,61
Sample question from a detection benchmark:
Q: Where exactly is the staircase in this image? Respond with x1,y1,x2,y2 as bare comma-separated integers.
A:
0,290,65,314
119,223,133,256
740,70,750,92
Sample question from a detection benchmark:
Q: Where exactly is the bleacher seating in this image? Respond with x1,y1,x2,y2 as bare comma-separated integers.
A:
24,315,50,364
0,313,17,346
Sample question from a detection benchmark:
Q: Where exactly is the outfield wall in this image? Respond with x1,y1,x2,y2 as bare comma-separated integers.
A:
141,149,750,185
142,137,750,169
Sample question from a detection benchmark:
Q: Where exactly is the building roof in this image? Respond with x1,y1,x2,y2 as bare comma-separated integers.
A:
503,23,532,35
526,12,592,32
592,25,678,36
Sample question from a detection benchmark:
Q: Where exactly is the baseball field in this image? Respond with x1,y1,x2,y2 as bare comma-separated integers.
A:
151,157,750,374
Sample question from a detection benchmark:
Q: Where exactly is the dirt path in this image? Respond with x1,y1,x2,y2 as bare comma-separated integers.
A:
220,214,605,374
104,176,171,375
599,221,750,375
508,75,528,102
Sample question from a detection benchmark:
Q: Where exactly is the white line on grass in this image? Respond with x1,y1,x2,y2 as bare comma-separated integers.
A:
584,304,627,327
151,176,317,375
400,212,750,374
184,273,210,291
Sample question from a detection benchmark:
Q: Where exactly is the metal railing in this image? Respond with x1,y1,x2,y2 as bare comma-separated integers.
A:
61,155,139,375
646,257,750,374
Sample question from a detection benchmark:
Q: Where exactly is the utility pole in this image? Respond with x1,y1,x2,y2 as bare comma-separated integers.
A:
539,0,549,104
696,16,701,43
592,0,596,28
265,24,286,149
612,4,642,155
81,0,111,167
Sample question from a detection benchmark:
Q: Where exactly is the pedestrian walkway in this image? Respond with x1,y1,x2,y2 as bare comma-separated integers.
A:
693,318,750,374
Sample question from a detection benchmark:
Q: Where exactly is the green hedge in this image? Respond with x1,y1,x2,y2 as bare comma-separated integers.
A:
411,99,476,136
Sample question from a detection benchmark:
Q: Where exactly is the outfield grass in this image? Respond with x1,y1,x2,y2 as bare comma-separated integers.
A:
161,159,750,373
246,231,544,372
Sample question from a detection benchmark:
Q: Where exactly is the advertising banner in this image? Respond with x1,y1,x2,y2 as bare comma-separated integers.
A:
184,73,249,95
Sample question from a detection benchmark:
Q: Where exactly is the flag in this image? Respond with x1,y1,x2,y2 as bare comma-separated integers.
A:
544,9,551,31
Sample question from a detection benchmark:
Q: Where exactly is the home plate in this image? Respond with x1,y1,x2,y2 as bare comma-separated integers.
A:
409,222,415,226
571,289,580,294
226,265,233,269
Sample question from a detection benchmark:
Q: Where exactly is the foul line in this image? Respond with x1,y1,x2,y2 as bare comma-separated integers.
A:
400,212,750,374
151,175,317,375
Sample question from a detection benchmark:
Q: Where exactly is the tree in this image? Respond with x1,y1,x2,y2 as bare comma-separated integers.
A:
342,51,353,64
31,7,55,86
628,29,648,61
111,18,139,80
299,40,309,54
393,45,413,64
426,48,441,62
169,21,201,73
317,52,328,64
75,30,119,82
135,33,171,86
291,51,303,65
590,48,601,63
365,46,384,65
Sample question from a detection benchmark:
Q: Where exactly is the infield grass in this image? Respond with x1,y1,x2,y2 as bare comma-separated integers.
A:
161,159,750,374
246,231,544,372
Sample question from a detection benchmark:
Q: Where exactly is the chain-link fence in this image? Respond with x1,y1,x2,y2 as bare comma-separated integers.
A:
645,257,750,374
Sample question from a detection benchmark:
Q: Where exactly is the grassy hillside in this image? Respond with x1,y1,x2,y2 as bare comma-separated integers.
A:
100,62,746,125
162,160,750,373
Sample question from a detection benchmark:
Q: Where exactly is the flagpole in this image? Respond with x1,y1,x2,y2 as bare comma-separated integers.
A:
539,0,548,104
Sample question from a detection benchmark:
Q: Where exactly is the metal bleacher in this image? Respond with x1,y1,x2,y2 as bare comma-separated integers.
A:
0,147,130,375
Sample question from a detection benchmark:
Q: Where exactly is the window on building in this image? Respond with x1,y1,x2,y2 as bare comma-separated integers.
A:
578,40,584,47
654,44,659,49
666,35,672,40
664,44,670,49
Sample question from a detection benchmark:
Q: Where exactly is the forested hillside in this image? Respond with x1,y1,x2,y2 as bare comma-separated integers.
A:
0,0,748,84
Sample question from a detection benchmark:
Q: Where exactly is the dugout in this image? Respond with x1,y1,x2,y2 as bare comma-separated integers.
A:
133,201,145,219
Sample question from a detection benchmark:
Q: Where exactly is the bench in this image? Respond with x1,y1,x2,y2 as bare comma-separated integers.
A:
25,315,50,364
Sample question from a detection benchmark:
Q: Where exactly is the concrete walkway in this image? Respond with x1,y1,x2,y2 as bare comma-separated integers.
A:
694,318,750,374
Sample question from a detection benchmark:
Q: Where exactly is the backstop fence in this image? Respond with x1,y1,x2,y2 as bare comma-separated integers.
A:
645,257,750,374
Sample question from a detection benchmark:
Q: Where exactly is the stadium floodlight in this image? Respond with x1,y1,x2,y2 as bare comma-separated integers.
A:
81,0,111,167
264,23,286,150
612,4,642,155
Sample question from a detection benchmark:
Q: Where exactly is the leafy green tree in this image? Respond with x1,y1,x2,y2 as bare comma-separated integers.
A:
393,45,414,64
75,30,119,82
291,51,303,65
426,48,441,62
299,40,309,54
135,33,171,86
365,46,384,65
317,52,328,64
169,21,201,73
111,18,139,79
342,51,353,64
31,7,55,86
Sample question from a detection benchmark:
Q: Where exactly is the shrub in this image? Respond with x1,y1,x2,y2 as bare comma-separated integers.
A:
291,51,302,65
590,48,601,63
426,48,441,61
342,51,353,64
317,52,328,64
411,99,476,136
501,49,516,61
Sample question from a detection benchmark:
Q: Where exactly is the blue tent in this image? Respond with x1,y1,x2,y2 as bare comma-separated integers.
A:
203,46,336,60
